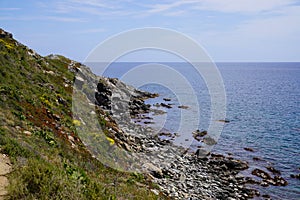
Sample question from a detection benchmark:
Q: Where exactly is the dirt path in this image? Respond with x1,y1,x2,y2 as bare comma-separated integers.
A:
0,154,11,200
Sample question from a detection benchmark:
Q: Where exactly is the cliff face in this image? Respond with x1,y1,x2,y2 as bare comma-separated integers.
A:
0,29,161,199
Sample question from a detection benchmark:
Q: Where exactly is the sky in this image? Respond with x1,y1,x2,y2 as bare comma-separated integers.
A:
0,0,300,62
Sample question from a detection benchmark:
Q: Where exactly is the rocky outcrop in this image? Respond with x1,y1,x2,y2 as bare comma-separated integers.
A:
0,154,11,199
252,168,288,186
0,29,13,39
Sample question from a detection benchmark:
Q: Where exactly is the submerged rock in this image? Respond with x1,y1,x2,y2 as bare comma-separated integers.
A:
253,157,263,161
244,147,254,152
178,105,189,109
192,130,207,141
160,103,172,109
290,174,300,179
266,166,281,175
202,136,217,145
218,119,230,123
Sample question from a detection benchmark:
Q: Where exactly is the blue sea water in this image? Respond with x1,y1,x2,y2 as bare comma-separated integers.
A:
92,62,300,199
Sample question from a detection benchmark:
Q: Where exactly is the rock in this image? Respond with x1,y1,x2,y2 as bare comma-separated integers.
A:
144,163,163,178
0,154,11,197
142,116,153,120
144,121,154,124
23,130,32,136
43,70,55,75
244,147,254,152
202,136,217,145
273,175,288,186
121,142,131,151
153,103,161,107
260,181,269,187
52,114,61,121
178,105,189,109
75,76,85,88
151,189,160,195
253,157,263,161
0,155,11,176
151,109,166,115
160,103,172,109
224,159,249,170
163,98,171,101
251,169,287,186
218,119,230,123
210,153,225,158
0,176,9,196
95,92,111,108
266,166,281,175
0,29,13,38
68,135,75,143
244,177,260,184
262,194,271,198
158,132,173,137
192,130,207,141
179,173,186,182
252,168,272,180
57,96,67,106
195,149,209,157
290,174,300,179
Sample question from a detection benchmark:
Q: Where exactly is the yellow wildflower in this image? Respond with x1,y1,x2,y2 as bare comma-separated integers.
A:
106,137,115,145
72,119,81,126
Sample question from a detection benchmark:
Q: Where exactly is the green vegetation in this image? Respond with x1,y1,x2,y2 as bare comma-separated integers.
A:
0,30,162,199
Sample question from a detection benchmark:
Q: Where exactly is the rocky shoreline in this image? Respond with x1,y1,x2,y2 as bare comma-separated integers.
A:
73,64,289,200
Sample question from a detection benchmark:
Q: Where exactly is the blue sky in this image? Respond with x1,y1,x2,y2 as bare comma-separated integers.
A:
1,0,300,62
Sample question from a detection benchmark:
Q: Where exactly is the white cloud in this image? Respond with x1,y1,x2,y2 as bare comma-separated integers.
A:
0,16,86,22
45,0,298,19
68,0,115,9
45,16,86,22
146,0,198,13
137,0,298,15
194,0,297,13
50,0,136,18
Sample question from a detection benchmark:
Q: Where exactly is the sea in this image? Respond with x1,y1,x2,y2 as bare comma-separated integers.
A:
89,62,300,200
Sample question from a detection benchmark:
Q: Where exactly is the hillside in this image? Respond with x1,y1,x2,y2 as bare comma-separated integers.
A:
1,28,289,200
0,29,162,199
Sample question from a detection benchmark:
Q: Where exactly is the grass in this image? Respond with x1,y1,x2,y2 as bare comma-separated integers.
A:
0,30,164,199
0,127,161,199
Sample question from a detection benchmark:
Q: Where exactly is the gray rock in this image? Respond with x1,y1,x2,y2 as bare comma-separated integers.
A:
144,163,163,178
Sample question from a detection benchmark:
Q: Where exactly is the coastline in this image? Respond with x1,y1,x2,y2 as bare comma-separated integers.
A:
74,67,289,199
0,28,295,199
